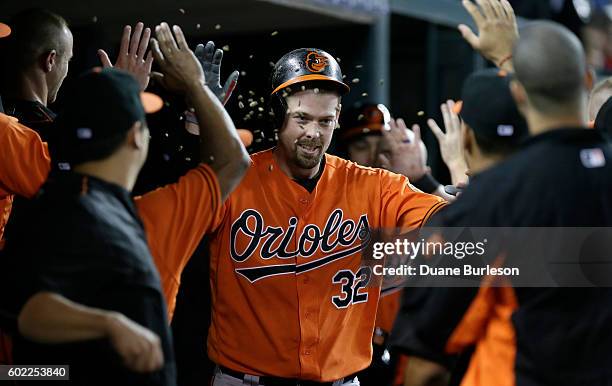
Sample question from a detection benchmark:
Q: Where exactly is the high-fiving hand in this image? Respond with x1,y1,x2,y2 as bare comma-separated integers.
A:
458,0,518,72
150,23,206,95
195,41,239,105
379,118,430,181
427,100,468,185
98,22,154,91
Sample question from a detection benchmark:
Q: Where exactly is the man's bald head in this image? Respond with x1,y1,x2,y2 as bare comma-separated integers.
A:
7,8,70,70
513,21,587,113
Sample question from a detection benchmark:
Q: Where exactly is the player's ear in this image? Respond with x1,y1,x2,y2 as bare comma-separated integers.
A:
42,50,57,73
585,66,596,92
335,102,342,126
127,121,146,150
510,80,528,114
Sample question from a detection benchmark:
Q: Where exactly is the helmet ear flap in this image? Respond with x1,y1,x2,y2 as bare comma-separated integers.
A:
270,92,288,131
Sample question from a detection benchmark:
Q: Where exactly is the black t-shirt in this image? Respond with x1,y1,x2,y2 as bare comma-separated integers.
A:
0,172,176,386
392,128,612,385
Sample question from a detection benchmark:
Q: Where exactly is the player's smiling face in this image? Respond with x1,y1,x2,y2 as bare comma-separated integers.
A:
279,89,341,172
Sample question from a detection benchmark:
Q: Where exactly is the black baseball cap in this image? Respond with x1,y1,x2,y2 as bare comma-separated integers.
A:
51,68,162,165
458,68,528,144
594,96,612,135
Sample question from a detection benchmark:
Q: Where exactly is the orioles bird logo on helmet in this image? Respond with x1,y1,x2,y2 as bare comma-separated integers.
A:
305,51,328,73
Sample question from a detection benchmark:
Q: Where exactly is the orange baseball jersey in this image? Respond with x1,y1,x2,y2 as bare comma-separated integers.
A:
207,149,445,382
0,112,221,318
0,114,51,242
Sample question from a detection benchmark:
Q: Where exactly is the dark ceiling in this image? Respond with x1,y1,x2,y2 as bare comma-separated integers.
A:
2,0,359,38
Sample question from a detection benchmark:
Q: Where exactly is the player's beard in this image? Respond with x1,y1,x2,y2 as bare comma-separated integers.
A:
294,139,324,169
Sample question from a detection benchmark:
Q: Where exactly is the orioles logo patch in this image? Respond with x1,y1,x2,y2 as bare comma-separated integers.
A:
305,51,328,73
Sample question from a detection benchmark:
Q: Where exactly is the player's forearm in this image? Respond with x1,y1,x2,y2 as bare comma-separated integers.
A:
186,83,250,199
18,292,115,344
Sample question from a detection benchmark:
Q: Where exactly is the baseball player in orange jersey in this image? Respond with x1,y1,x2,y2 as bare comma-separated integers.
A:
205,48,446,386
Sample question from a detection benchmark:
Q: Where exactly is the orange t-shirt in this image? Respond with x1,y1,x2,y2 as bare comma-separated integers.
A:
207,149,445,382
0,113,221,318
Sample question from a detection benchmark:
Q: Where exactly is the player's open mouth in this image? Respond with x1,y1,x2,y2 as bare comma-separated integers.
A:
297,144,321,156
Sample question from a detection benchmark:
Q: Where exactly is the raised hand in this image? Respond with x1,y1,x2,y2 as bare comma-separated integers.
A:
150,23,205,95
427,100,468,185
195,41,239,105
378,118,430,181
458,0,518,72
98,22,154,91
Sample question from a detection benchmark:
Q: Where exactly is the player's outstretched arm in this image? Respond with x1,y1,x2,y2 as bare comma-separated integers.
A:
458,0,518,73
151,23,250,200
19,292,164,373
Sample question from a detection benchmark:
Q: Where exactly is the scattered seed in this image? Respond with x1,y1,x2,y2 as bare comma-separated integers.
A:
238,101,245,109
313,88,320,94
238,95,243,100
258,107,264,112
92,16,98,23
271,31,279,36
196,23,201,29
355,64,363,69
417,111,425,116
222,45,230,51
249,101,258,108
179,8,185,14
361,92,368,97
249,54,254,59
240,71,247,76
352,78,360,84
357,114,364,120
269,61,275,67
249,90,255,96
215,24,221,30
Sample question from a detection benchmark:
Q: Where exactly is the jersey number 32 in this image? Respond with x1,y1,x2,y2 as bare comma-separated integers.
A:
331,267,372,309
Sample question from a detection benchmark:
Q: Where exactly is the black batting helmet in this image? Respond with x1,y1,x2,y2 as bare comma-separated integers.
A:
269,48,349,130
270,48,350,96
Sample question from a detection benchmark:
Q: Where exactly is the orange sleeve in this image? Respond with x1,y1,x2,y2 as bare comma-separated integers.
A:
379,171,446,230
0,114,51,198
134,163,222,319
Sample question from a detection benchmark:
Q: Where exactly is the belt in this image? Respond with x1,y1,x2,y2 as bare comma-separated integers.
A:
218,365,350,386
